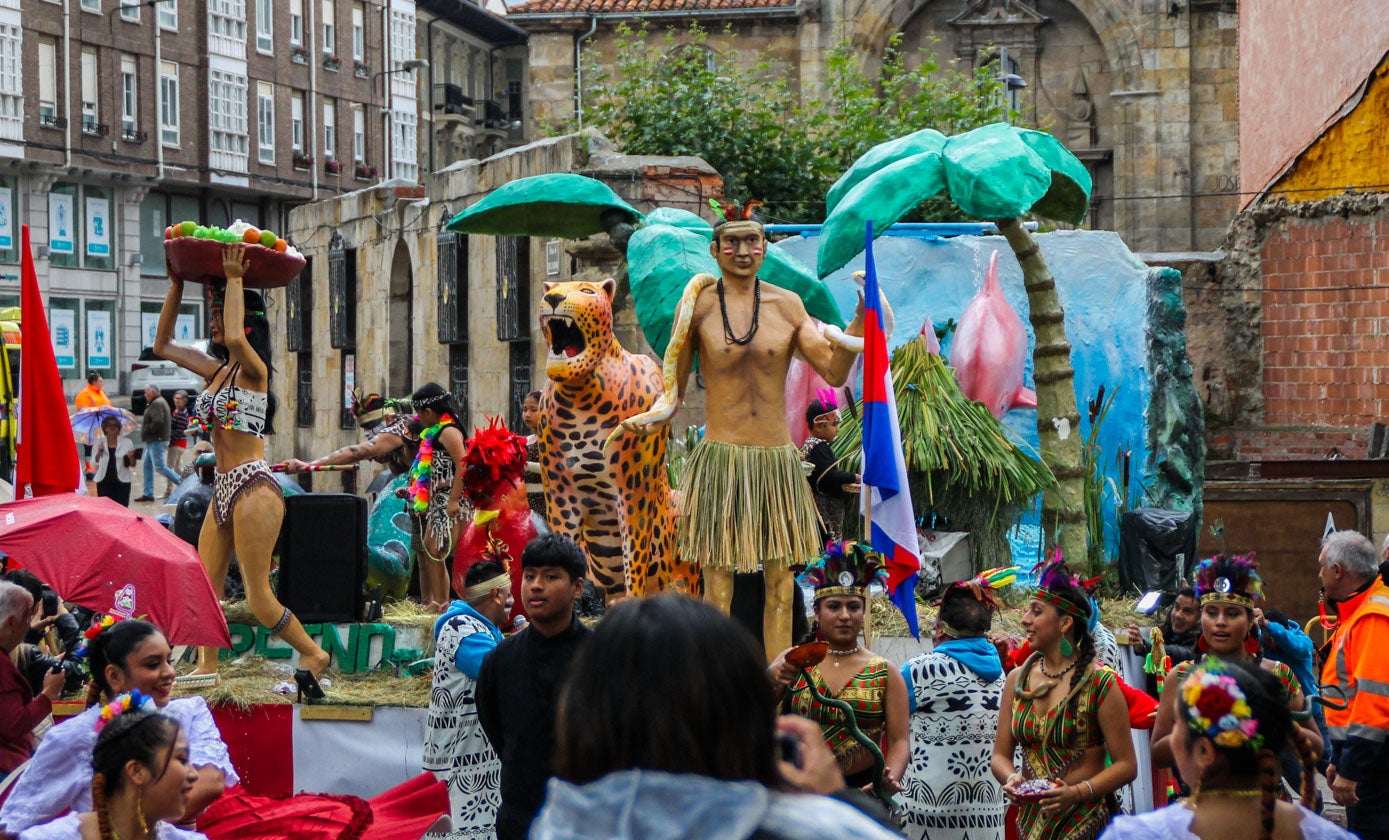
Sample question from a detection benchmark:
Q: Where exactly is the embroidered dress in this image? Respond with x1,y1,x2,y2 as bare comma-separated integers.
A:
1170,656,1303,699
1101,801,1354,840
409,423,460,564
0,697,238,834
1010,659,1117,840
784,657,889,770
424,603,503,840
899,652,1005,840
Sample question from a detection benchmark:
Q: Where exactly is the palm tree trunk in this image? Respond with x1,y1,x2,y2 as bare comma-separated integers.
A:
995,217,1088,569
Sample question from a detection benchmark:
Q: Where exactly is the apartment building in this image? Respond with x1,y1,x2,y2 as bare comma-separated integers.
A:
2,0,424,394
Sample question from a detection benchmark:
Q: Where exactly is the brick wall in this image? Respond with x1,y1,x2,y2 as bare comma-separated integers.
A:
1208,427,1370,463
1260,214,1389,431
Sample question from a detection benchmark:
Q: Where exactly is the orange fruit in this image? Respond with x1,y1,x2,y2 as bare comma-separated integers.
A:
242,227,262,244
273,239,287,253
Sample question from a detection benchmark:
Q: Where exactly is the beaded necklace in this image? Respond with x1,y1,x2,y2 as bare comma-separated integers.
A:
407,417,456,513
718,276,761,345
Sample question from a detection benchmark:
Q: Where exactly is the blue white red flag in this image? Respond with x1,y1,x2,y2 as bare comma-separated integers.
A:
858,222,922,638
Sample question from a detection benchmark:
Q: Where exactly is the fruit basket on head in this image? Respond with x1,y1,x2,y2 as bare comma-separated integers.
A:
163,220,306,289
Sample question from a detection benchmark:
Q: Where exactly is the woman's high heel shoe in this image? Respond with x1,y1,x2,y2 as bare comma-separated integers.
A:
294,668,326,704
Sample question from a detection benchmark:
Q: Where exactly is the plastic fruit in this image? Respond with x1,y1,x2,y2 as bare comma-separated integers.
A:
165,226,175,240
193,226,209,238
179,221,197,237
273,239,287,253
242,227,262,244
260,229,277,248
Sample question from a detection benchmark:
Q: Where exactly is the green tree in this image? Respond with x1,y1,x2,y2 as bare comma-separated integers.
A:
570,24,1015,223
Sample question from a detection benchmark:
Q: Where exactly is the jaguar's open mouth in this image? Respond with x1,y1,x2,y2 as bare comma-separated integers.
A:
542,315,587,359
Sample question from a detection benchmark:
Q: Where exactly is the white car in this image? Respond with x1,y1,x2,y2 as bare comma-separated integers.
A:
129,341,207,414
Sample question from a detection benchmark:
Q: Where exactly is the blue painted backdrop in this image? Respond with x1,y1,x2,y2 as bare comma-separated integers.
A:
774,229,1156,570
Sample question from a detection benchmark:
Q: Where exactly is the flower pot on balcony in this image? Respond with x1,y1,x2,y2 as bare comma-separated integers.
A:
325,159,342,175
354,163,378,181
291,46,309,65
292,152,314,170
323,56,341,71
354,60,370,78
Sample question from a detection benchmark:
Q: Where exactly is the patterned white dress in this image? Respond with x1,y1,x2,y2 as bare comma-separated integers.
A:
0,697,238,835
898,651,1006,840
424,604,503,840
19,813,208,839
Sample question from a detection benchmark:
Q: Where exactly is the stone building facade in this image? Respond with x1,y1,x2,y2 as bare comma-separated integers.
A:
508,0,1240,254
277,131,720,482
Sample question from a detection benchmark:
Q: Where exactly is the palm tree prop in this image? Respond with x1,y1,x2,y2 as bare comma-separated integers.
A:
817,122,1091,566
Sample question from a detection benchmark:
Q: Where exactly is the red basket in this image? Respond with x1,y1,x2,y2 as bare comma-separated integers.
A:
164,237,307,289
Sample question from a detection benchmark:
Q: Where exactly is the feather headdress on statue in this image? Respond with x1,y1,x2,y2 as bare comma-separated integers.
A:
710,198,765,238
1194,553,1263,610
803,540,887,602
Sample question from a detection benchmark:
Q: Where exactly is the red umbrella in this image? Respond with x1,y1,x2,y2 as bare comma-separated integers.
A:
0,494,231,646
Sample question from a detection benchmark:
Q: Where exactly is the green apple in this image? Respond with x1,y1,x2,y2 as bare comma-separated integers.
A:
179,221,197,237
260,229,277,248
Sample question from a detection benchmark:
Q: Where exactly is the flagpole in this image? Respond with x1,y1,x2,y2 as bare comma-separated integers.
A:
863,485,873,649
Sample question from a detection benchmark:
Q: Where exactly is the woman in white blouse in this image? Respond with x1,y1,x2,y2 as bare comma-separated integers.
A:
91,415,136,507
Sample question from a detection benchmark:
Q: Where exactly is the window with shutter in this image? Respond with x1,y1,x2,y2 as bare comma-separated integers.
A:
296,353,314,428
496,235,529,341
328,233,354,350
508,341,531,433
449,343,470,431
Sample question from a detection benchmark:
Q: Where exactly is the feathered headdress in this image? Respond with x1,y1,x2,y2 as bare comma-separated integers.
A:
710,199,766,237
1194,553,1263,610
804,387,840,427
1033,550,1098,626
462,417,528,508
803,540,888,601
942,565,1018,612
351,390,387,429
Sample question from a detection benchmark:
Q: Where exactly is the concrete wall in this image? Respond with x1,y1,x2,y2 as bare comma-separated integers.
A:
1238,0,1389,206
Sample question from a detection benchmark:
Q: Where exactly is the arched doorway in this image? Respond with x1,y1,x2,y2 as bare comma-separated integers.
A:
388,242,413,393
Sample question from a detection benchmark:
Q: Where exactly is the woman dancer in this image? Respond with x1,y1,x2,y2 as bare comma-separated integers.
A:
990,558,1137,840
19,700,206,840
92,415,135,507
0,620,236,834
152,244,327,694
0,618,448,839
1151,555,1323,768
1102,659,1347,840
405,382,467,611
769,541,909,798
520,390,546,520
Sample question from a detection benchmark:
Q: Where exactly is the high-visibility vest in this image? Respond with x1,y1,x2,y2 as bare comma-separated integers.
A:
1322,578,1389,746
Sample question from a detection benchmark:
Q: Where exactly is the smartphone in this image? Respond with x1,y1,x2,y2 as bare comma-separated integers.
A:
775,731,802,769
1134,590,1163,615
41,590,58,619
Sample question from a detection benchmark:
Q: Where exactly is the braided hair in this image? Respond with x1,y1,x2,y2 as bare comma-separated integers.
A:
91,709,181,840
1177,659,1317,840
86,620,163,708
410,382,461,424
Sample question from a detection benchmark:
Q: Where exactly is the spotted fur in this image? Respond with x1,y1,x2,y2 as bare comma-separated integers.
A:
537,279,694,601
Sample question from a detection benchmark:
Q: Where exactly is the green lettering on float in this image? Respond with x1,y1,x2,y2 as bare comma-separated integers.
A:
316,623,350,669
351,623,396,671
224,624,256,659
255,625,294,659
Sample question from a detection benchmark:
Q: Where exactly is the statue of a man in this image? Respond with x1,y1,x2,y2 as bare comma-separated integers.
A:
622,204,864,661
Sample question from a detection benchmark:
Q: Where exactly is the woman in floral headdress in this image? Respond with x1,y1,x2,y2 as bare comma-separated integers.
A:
1102,659,1346,840
768,541,909,798
1150,554,1323,770
990,557,1137,840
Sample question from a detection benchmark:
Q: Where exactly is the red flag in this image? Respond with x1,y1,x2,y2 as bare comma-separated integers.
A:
16,224,79,497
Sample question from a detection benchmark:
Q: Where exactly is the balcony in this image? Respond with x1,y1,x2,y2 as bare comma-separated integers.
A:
38,108,65,130
121,125,148,143
81,116,110,137
354,60,370,78
354,162,377,181
291,45,309,64
433,83,474,118
323,55,341,72
292,150,314,170
325,158,342,175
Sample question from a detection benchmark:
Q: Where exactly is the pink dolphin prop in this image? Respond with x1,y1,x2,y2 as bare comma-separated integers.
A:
950,250,1037,420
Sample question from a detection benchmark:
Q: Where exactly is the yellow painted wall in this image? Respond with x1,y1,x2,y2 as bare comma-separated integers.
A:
1273,56,1389,203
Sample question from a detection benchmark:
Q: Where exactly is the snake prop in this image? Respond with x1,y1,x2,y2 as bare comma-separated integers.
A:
606,272,894,451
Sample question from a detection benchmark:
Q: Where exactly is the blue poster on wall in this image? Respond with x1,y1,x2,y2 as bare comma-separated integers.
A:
87,309,111,369
49,193,74,255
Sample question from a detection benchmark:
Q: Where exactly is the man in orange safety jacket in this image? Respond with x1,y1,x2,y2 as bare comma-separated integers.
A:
1319,529,1389,839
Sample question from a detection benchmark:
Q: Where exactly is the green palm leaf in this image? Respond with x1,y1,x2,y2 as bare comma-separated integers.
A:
446,174,644,238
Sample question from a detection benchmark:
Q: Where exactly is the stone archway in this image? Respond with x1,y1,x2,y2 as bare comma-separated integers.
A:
388,241,414,392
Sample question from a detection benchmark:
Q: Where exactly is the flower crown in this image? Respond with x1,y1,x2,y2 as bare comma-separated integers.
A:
95,690,157,733
83,614,123,642
1180,660,1263,751
1194,553,1263,609
803,540,887,601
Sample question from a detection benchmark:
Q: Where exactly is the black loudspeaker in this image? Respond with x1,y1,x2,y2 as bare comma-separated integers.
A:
277,493,368,623
1118,508,1198,596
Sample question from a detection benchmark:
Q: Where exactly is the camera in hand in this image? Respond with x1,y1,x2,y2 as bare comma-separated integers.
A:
41,589,58,618
775,731,803,769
